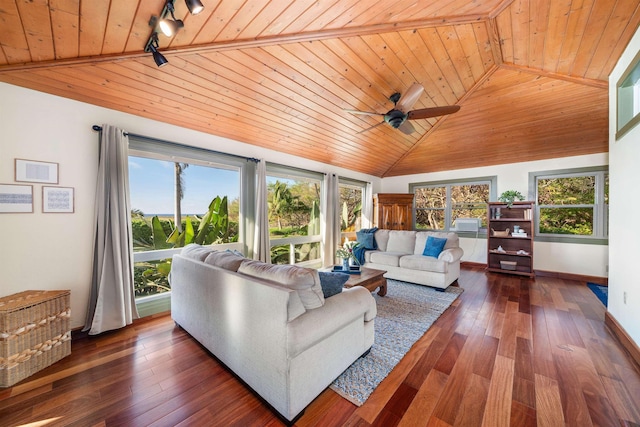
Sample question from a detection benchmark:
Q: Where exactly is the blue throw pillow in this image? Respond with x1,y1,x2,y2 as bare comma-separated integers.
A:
318,271,349,298
423,236,447,257
356,228,378,249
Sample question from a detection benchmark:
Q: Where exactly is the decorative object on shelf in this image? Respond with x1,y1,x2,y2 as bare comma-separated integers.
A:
498,190,525,208
500,260,517,271
491,228,510,237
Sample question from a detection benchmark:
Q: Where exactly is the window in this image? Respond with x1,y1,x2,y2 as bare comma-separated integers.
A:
530,167,608,243
128,138,247,299
339,178,366,238
616,50,640,139
410,177,495,234
266,164,323,266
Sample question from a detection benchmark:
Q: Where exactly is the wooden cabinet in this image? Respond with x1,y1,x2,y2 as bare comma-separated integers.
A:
374,193,413,230
487,201,535,277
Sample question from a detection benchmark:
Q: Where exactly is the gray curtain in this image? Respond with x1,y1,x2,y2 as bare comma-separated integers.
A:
253,159,270,262
362,181,374,229
322,173,341,267
84,124,138,335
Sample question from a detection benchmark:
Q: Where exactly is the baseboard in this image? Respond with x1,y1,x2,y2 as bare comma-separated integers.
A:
462,263,608,285
460,261,486,269
605,311,640,369
534,269,608,285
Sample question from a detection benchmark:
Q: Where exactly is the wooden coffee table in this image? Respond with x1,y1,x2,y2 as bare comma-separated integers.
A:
343,267,387,296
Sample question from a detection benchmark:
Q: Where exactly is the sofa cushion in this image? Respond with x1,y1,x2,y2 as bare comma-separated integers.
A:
369,251,403,267
181,244,216,261
238,260,325,309
399,254,448,273
204,250,245,272
373,229,390,252
318,271,349,298
423,236,448,257
386,230,416,254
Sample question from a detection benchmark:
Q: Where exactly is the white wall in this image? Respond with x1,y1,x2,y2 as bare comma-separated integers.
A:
0,82,381,329
608,26,640,347
382,154,610,277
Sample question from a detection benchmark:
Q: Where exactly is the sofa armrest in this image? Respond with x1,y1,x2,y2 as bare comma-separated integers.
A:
286,286,376,358
439,247,464,263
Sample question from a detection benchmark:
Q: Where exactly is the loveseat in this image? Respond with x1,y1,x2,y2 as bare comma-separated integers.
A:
361,229,463,290
170,244,376,422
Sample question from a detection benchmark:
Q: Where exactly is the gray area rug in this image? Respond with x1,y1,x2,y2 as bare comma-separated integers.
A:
330,279,463,406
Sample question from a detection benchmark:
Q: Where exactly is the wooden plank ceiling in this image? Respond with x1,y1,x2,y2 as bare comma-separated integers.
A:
0,0,638,177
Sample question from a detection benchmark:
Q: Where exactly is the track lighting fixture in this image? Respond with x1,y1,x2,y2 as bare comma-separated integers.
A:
143,0,205,67
159,0,184,37
185,0,205,15
145,32,168,67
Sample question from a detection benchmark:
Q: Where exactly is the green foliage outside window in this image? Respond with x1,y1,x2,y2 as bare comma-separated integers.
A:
415,184,489,230
537,176,600,236
132,196,238,297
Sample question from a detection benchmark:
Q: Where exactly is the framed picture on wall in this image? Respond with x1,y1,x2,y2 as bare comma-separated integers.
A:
43,186,74,213
0,183,33,213
15,158,59,184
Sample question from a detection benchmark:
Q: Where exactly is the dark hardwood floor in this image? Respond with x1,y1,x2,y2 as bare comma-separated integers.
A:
2,266,640,426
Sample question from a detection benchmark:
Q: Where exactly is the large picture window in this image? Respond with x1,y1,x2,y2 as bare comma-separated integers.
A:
128,139,246,299
410,177,495,234
266,164,323,266
531,167,608,243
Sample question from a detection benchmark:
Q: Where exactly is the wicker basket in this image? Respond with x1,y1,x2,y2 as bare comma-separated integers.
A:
0,290,71,387
491,228,510,237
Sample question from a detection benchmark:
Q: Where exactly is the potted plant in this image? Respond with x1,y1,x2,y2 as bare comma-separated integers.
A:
498,190,525,208
336,240,360,270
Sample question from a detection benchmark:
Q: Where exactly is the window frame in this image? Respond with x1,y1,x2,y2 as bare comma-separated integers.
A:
266,163,324,267
409,176,496,236
338,177,367,241
616,49,640,140
529,166,608,245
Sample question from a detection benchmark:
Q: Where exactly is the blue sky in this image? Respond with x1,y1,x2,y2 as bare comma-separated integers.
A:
129,156,240,215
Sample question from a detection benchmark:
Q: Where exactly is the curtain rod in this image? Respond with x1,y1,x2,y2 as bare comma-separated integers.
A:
92,125,259,163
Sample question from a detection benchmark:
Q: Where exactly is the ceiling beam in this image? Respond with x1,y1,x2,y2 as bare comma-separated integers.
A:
0,14,493,73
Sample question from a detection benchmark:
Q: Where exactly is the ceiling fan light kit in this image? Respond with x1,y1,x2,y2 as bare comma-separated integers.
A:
144,0,205,67
346,83,460,134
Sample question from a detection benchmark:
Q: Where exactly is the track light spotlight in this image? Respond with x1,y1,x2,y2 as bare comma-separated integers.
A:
145,33,168,67
159,0,184,37
185,0,205,15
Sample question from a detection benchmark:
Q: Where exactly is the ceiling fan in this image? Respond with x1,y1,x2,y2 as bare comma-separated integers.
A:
345,83,460,135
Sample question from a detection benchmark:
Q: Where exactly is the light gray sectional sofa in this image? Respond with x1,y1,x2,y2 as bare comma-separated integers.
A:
170,244,376,422
362,229,463,290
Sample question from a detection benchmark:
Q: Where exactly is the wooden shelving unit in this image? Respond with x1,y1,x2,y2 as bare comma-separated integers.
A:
487,201,535,277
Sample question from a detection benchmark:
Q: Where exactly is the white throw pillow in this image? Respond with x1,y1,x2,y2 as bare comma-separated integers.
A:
386,230,416,254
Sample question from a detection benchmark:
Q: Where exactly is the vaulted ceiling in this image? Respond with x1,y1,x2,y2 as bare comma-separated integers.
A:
1,0,638,177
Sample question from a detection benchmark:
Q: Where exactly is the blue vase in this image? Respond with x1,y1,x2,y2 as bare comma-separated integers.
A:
342,258,349,271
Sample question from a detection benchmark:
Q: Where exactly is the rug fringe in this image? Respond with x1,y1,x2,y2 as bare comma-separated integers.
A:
329,385,364,406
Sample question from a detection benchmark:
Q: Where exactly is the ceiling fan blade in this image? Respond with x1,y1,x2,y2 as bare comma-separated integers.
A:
407,105,461,120
357,121,386,134
397,121,416,135
395,83,424,112
344,109,382,117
